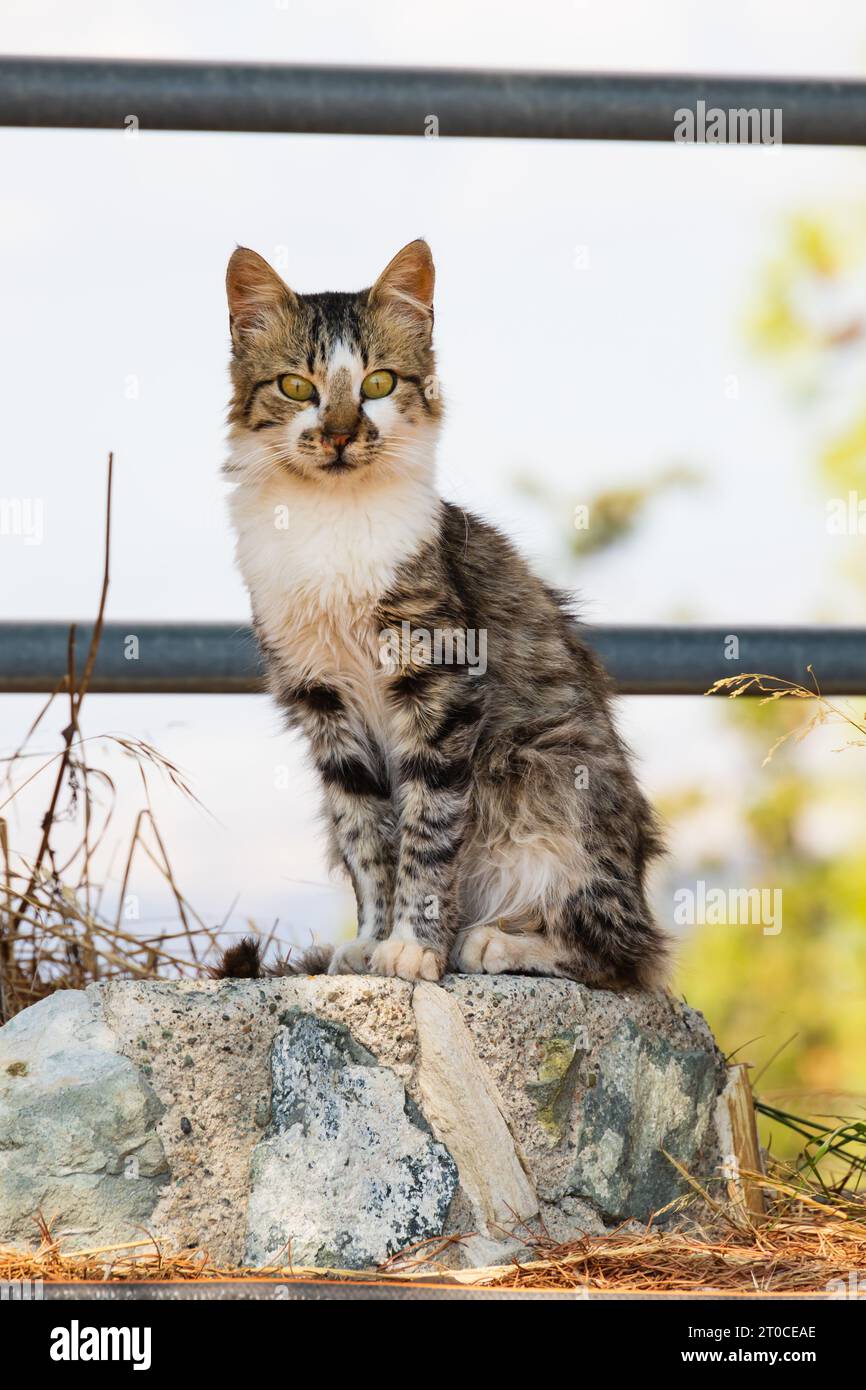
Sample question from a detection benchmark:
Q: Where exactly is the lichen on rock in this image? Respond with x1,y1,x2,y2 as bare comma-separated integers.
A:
245,1009,458,1268
565,1019,722,1221
526,1032,588,1142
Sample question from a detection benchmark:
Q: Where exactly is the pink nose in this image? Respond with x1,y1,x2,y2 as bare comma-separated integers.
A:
328,433,351,449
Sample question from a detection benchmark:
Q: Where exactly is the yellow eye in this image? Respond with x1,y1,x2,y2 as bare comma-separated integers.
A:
279,374,315,402
361,370,396,400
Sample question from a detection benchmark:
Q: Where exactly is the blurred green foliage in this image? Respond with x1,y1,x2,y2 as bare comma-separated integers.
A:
675,762,866,1093
514,465,701,557
688,205,866,1153
519,205,866,1158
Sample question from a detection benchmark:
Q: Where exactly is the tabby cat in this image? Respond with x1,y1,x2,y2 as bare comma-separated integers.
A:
223,239,669,989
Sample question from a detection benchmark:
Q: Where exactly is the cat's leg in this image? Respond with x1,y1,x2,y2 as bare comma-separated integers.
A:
370,666,484,983
321,784,398,974
452,879,669,990
546,774,670,990
454,762,669,989
543,872,670,990
284,682,396,972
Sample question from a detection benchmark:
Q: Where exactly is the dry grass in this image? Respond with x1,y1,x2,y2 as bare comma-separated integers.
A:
482,1195,866,1294
0,456,234,1022
706,668,866,764
2,1182,864,1294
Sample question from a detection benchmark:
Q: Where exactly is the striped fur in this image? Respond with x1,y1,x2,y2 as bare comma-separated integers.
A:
223,240,670,990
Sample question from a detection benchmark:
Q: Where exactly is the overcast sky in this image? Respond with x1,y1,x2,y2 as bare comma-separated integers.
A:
2,1,864,952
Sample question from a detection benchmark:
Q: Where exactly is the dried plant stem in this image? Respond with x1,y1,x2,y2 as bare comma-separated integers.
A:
9,456,113,941
0,452,235,1021
707,667,866,764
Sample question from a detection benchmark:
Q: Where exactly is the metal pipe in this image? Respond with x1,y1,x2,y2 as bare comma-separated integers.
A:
0,58,864,144
0,623,862,696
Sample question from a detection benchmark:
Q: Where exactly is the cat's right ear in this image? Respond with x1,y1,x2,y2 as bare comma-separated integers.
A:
226,248,296,342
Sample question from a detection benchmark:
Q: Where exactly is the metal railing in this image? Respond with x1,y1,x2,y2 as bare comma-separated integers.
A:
1,58,865,143
0,623,863,696
1,57,864,697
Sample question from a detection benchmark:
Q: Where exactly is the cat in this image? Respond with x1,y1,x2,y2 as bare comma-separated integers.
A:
222,238,669,990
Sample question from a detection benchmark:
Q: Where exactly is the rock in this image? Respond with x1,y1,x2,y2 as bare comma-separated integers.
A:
566,1019,720,1221
0,990,169,1248
412,983,537,1265
245,1009,457,1268
439,974,727,1218
0,973,730,1268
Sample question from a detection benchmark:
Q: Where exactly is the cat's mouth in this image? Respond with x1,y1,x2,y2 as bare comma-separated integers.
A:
320,458,357,475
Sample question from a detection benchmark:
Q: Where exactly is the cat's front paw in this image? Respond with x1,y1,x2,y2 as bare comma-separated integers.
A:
327,939,375,975
369,939,442,983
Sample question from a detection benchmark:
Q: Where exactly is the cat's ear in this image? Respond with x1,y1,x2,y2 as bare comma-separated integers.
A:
226,247,296,339
369,240,435,331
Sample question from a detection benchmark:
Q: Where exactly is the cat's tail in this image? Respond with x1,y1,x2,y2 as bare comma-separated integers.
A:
210,936,334,979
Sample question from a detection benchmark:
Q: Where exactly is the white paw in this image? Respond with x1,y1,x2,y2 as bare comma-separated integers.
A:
369,939,442,983
454,924,517,974
327,939,375,975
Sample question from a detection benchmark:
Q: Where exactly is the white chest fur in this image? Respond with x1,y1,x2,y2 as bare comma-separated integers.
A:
227,469,440,716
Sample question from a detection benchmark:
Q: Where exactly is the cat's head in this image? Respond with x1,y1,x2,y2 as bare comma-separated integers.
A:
224,240,442,489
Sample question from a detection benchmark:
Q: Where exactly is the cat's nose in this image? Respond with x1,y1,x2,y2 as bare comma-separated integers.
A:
325,431,352,449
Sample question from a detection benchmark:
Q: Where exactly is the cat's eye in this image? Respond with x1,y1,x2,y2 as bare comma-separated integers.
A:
279,374,315,402
361,370,396,400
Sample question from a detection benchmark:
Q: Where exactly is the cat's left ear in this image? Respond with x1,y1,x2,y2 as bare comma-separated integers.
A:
369,240,435,332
